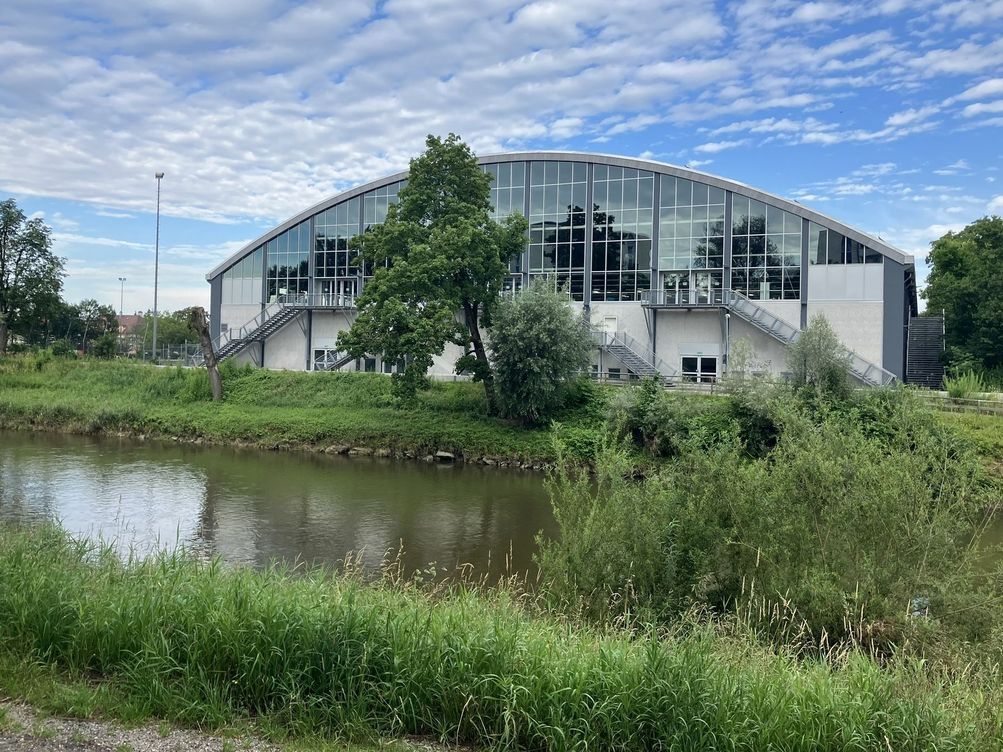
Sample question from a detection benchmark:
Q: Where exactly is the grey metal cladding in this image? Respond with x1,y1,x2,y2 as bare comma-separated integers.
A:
206,151,913,281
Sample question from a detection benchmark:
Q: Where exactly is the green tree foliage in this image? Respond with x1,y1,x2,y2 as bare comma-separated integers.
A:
786,314,852,399
923,216,1003,370
489,279,592,423
338,134,527,410
127,310,193,348
0,198,66,353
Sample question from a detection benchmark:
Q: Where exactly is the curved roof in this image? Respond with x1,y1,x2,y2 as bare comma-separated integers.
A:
207,151,912,280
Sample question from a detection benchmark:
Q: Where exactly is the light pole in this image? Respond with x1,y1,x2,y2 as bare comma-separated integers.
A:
118,277,126,315
152,172,164,362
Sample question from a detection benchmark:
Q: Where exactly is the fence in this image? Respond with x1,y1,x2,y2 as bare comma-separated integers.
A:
919,392,1003,417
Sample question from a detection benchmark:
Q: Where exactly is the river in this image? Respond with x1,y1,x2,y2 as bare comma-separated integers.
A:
0,430,556,579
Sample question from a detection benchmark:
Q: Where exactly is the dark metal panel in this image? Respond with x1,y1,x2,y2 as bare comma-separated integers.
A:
883,259,907,379
209,275,222,342
800,216,809,329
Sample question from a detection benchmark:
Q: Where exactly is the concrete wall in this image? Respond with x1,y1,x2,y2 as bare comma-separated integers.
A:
219,303,263,337
262,313,308,370
806,301,884,365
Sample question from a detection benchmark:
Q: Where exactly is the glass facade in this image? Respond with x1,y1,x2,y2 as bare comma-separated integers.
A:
361,180,405,278
528,160,587,301
219,158,894,313
221,247,262,305
266,220,310,302
731,195,801,300
484,161,527,293
809,222,884,265
315,196,361,299
658,176,725,302
592,165,653,302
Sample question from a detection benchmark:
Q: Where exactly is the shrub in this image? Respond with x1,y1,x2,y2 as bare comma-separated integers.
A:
489,280,593,424
49,339,76,358
542,388,1001,649
89,332,119,359
786,314,852,400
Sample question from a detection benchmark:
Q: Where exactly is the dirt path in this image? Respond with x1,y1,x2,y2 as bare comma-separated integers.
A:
0,701,278,752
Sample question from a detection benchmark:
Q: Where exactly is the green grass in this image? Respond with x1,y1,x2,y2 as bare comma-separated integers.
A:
0,356,601,462
0,523,998,751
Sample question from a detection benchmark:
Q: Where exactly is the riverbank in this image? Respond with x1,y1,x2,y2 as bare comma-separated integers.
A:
0,523,998,751
0,357,600,466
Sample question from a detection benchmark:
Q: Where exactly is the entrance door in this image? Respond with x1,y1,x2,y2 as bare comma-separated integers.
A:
681,355,718,383
663,272,689,305
601,316,618,334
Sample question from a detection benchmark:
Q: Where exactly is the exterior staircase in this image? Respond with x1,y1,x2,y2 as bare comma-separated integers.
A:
193,292,356,366
593,327,680,382
313,350,355,371
906,316,945,389
639,288,898,388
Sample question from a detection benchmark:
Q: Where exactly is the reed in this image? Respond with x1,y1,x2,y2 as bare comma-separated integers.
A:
0,524,993,751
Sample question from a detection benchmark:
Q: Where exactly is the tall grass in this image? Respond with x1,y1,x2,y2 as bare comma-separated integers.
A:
944,370,990,400
0,524,995,751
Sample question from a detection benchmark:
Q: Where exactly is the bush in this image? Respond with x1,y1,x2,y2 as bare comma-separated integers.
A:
89,332,118,359
490,280,593,424
542,387,1002,649
787,314,852,400
49,339,76,358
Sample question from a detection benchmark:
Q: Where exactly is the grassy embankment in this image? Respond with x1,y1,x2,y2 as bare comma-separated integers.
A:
0,523,998,752
0,356,606,464
1,354,1000,472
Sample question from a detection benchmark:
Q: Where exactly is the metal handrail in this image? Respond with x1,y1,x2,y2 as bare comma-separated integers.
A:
591,326,679,378
641,288,727,307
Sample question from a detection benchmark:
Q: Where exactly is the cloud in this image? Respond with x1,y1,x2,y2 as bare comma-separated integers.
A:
884,105,939,127
693,139,748,154
989,195,1003,213
954,78,1003,101
961,100,1003,117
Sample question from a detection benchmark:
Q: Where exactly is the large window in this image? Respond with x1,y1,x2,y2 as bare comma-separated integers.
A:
315,197,361,300
266,220,310,302
658,176,724,301
809,222,884,265
361,181,406,279
730,196,801,300
221,247,263,305
528,161,587,301
484,161,527,293
591,165,653,302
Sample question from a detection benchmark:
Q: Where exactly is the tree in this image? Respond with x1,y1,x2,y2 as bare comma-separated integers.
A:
490,279,593,423
786,314,852,399
923,216,1003,370
89,332,118,359
74,299,118,354
183,306,223,401
338,134,527,410
0,198,66,353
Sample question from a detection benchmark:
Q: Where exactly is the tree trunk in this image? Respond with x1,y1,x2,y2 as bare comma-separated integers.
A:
0,318,7,355
464,303,497,415
186,306,223,402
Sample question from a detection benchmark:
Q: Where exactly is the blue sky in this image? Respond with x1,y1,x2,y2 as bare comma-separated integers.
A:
2,0,1002,313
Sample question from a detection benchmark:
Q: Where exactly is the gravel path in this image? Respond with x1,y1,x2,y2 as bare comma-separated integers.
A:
0,701,279,752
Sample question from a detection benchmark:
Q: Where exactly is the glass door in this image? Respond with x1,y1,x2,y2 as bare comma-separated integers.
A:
663,272,689,305
681,355,718,383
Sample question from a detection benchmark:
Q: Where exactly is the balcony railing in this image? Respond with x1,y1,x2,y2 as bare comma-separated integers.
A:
640,288,727,307
274,292,357,309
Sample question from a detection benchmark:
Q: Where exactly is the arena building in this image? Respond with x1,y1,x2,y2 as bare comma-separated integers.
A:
206,152,934,386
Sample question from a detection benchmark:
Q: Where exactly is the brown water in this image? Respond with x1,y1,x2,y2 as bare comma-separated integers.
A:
0,431,556,579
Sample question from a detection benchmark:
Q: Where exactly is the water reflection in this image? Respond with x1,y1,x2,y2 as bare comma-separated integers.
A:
0,431,555,579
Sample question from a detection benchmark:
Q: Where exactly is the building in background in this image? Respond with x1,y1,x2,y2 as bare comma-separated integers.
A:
206,152,923,386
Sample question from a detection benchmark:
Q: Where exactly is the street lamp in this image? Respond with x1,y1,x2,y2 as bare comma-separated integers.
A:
118,277,126,316
152,172,164,362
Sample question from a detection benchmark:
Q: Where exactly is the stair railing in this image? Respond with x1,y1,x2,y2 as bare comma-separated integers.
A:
590,326,679,379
